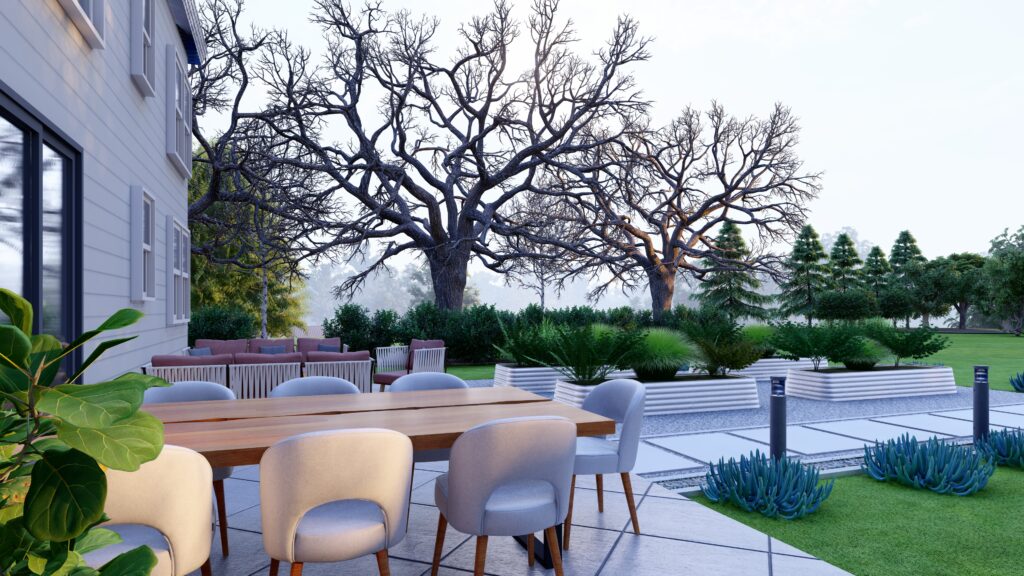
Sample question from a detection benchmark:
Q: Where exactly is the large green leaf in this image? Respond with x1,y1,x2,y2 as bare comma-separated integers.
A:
30,334,65,388
24,448,107,541
108,372,170,390
50,309,144,367
97,545,157,576
74,527,123,555
0,288,33,334
36,381,146,429
56,412,164,471
0,324,32,371
0,518,44,571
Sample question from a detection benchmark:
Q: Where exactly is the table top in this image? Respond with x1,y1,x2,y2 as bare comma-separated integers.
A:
145,386,546,423
155,388,616,467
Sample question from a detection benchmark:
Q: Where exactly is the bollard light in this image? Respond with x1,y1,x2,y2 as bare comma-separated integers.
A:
974,365,990,442
770,376,787,460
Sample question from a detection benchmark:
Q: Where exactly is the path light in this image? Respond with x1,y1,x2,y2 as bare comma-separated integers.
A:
770,376,787,460
974,365,990,442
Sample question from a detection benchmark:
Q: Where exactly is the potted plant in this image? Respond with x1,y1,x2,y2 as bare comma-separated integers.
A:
0,289,169,574
493,320,565,394
549,324,643,407
731,324,820,382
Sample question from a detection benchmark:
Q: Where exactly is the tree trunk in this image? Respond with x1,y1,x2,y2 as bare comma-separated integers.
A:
427,249,471,310
921,312,930,328
957,302,968,330
648,267,676,323
260,263,269,338
539,283,546,311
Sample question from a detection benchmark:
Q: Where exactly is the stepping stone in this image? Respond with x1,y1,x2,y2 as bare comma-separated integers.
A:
934,409,1024,429
648,432,771,464
872,413,1004,438
805,419,949,443
732,426,869,454
633,442,704,474
992,404,1024,416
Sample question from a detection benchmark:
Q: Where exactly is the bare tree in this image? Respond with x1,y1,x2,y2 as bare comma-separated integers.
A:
245,0,651,309
529,103,821,321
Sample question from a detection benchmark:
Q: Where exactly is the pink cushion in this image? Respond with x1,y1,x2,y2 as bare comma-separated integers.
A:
373,370,409,385
233,352,303,365
305,350,371,363
194,339,248,356
151,354,234,367
248,338,295,354
297,337,342,353
408,339,445,370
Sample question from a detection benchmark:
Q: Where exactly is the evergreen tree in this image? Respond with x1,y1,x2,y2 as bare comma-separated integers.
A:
863,246,891,296
694,222,773,321
828,233,863,291
888,230,927,327
778,224,830,325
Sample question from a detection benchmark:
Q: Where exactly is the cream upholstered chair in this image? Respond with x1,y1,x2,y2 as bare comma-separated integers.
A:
143,380,235,556
431,416,576,576
563,379,645,550
83,445,213,576
390,372,468,393
261,429,414,576
269,376,360,398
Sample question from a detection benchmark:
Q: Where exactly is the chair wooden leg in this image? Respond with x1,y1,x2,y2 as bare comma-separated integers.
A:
379,382,385,392
621,472,640,533
562,475,575,550
527,533,535,567
200,559,212,576
213,479,230,556
431,513,447,576
596,474,604,513
289,562,303,576
268,559,279,576
375,550,391,576
473,535,488,576
545,527,565,576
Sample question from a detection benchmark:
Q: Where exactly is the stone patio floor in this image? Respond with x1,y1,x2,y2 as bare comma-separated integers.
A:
202,463,850,576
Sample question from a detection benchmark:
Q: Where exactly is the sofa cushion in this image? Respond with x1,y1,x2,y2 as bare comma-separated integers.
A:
373,370,409,385
248,338,294,354
195,339,248,356
260,345,287,355
233,352,303,365
188,347,213,357
297,337,342,354
317,343,342,353
151,354,234,367
408,339,445,370
306,350,371,363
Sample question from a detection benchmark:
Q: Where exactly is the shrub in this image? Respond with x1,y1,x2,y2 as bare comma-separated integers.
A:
369,309,401,348
1010,372,1024,393
769,322,866,370
977,429,1024,468
189,304,257,345
863,434,994,496
814,289,878,321
629,328,691,381
678,307,761,376
495,319,560,367
702,451,834,520
840,338,888,371
323,303,372,351
546,324,644,385
742,324,777,358
863,324,949,367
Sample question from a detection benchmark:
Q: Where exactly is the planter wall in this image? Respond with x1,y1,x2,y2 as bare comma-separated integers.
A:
732,357,819,383
554,376,760,417
493,363,564,395
785,366,957,401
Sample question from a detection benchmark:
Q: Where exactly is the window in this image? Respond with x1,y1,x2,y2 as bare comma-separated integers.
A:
165,46,192,177
167,217,190,324
130,0,156,96
57,0,105,49
131,186,155,301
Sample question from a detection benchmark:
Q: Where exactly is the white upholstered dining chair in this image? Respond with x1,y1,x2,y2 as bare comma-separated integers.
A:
269,376,360,398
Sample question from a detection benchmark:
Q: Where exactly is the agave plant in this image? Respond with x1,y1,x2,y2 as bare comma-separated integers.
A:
862,434,994,496
702,450,833,519
977,428,1024,467
1010,372,1024,393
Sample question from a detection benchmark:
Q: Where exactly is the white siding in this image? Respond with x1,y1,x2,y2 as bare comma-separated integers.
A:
0,0,193,381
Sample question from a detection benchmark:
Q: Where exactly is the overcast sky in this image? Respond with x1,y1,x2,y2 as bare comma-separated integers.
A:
234,0,1023,259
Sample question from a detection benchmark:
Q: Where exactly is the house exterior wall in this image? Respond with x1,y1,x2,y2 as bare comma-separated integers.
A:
0,0,197,381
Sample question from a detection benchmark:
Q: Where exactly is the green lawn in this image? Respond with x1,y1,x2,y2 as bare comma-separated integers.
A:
446,364,496,380
924,333,1024,391
697,469,1024,576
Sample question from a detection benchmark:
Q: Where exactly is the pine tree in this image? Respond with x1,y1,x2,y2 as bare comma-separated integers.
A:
829,233,863,291
862,246,891,296
694,222,773,321
778,224,830,325
890,230,926,278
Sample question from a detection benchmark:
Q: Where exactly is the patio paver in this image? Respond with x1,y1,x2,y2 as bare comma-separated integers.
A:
871,413,1005,437
803,418,950,443
730,425,870,454
931,408,1024,428
647,432,772,464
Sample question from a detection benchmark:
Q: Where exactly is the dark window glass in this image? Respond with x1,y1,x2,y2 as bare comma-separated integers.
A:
0,115,24,303
41,144,66,341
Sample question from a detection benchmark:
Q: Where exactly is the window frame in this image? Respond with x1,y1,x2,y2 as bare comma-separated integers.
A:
166,216,190,325
165,46,192,178
130,185,156,302
130,0,156,97
57,0,106,50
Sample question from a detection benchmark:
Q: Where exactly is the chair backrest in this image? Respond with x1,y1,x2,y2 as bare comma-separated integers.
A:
411,347,446,374
103,445,213,576
581,379,646,472
143,380,236,403
269,376,360,398
390,372,468,393
446,416,576,535
260,428,413,562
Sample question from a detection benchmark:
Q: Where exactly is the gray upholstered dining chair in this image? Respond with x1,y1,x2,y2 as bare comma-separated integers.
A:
83,445,213,576
431,416,576,576
269,376,360,398
261,428,414,576
143,380,235,556
390,372,468,392
563,378,645,550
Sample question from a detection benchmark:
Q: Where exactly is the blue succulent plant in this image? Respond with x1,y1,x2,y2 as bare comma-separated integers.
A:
862,434,994,496
702,450,833,519
1010,372,1024,393
977,428,1024,467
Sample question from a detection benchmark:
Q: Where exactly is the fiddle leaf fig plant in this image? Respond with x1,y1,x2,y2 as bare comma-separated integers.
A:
0,288,168,575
